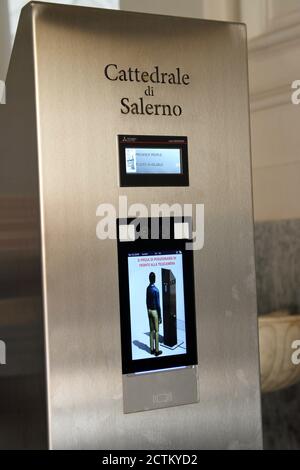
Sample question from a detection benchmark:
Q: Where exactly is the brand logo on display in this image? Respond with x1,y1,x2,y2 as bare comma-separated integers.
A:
104,64,190,117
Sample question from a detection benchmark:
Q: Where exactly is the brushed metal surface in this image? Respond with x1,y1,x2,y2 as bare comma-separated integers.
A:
2,2,262,449
0,5,48,449
123,367,199,414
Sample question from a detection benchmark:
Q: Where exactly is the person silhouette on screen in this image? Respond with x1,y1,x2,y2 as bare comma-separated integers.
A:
146,272,162,357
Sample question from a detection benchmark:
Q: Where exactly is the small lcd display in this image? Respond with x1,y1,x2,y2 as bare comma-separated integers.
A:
125,148,182,175
118,135,189,187
128,251,187,361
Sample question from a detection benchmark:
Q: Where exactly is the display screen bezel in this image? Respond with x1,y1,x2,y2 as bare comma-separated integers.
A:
118,135,189,187
117,217,198,375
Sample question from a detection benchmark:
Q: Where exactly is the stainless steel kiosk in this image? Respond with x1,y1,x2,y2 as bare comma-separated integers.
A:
0,2,262,449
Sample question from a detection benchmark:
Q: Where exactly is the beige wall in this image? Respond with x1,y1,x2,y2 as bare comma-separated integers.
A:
244,0,300,221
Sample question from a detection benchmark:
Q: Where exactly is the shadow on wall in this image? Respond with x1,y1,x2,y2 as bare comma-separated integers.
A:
255,219,300,316
254,219,300,450
262,384,300,450
0,0,11,81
